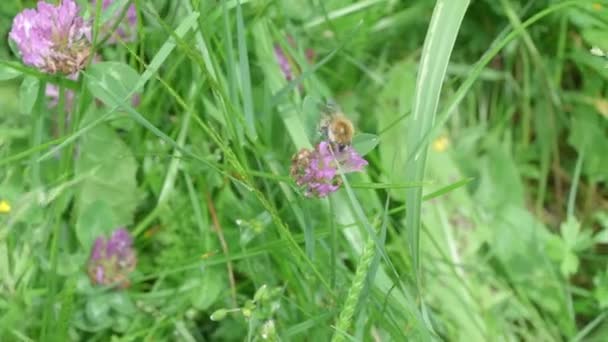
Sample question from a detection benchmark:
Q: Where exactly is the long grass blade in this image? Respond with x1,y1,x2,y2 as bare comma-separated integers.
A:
405,0,469,281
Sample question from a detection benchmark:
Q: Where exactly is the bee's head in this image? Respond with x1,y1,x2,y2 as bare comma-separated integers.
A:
334,142,348,153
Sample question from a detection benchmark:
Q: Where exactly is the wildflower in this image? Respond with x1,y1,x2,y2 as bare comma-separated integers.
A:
0,200,11,214
274,44,294,81
290,141,368,198
96,0,138,43
87,228,137,288
9,0,92,75
432,136,449,152
273,36,315,83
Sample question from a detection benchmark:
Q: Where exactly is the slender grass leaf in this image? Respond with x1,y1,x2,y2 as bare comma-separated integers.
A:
19,76,40,114
405,0,469,277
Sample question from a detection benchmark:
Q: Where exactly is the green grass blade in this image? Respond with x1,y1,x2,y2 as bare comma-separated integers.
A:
236,0,257,140
405,0,469,279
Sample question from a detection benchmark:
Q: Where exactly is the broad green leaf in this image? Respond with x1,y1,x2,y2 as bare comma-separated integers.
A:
190,268,224,310
561,251,579,277
561,216,580,248
76,274,94,294
107,292,136,315
568,109,608,182
75,122,138,242
0,65,21,81
57,252,86,276
352,133,379,156
475,141,525,208
546,234,567,261
112,315,130,333
85,62,141,108
19,76,40,114
85,295,111,326
76,200,117,249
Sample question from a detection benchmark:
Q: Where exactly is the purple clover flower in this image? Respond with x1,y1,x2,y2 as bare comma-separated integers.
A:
96,0,138,43
290,141,368,198
273,37,314,90
9,0,92,75
87,228,137,288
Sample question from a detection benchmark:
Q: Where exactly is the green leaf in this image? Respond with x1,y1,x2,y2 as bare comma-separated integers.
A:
546,234,567,261
561,251,579,277
352,133,379,156
85,295,111,326
75,122,138,242
0,65,21,81
75,200,117,249
561,216,580,249
57,252,86,276
236,0,257,140
112,314,130,333
568,109,608,182
85,62,141,108
594,229,608,244
190,268,223,310
594,272,608,309
75,274,94,294
301,94,324,140
19,76,40,114
405,0,469,275
107,292,136,315
582,28,608,52
378,61,416,201
137,10,199,91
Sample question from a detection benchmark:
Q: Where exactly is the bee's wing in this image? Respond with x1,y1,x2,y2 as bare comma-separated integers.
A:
302,95,325,141
323,99,341,114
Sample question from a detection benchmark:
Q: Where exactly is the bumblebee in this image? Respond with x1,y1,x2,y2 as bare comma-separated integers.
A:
318,111,355,152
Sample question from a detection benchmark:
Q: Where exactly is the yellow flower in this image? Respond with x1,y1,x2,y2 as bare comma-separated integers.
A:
0,200,11,214
432,136,449,152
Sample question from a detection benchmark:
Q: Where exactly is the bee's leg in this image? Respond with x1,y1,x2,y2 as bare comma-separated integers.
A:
319,126,329,139
336,143,347,152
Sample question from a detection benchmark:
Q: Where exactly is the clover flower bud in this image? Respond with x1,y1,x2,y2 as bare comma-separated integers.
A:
87,228,137,288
